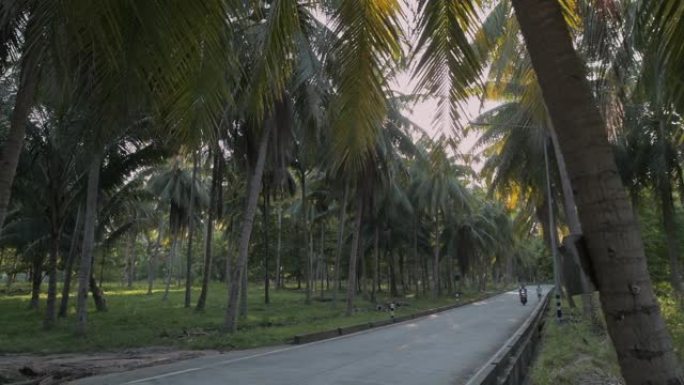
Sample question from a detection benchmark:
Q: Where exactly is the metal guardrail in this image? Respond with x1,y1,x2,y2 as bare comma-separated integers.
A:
464,291,551,385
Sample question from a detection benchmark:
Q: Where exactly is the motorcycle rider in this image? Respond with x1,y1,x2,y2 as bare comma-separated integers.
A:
518,284,528,305
536,284,543,300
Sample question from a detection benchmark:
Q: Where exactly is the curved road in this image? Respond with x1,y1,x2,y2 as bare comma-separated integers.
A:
73,288,548,385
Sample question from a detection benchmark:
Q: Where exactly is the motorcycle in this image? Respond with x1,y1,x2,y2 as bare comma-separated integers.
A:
519,289,528,305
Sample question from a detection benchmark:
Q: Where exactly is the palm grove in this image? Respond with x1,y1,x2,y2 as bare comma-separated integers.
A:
0,1,683,384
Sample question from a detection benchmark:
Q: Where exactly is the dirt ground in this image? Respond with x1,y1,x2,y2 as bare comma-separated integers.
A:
0,348,219,384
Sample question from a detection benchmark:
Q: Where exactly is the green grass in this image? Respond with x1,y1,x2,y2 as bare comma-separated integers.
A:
0,281,504,354
656,283,684,362
529,300,623,385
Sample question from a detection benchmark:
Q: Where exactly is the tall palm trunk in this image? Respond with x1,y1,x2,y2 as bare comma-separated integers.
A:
185,150,199,308
75,152,102,336
656,104,684,297
262,188,270,305
59,205,83,318
512,1,683,382
44,227,60,329
388,250,399,298
197,152,220,311
371,226,379,303
432,212,441,298
0,53,39,234
239,266,248,318
126,232,136,288
547,121,596,318
333,183,349,305
276,202,282,289
89,273,107,312
660,181,683,295
345,189,364,316
162,230,179,301
224,123,272,332
300,168,312,304
29,256,42,310
147,217,164,294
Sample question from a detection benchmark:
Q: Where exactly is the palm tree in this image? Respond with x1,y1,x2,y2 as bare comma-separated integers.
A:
511,1,682,381
148,159,209,302
410,138,471,297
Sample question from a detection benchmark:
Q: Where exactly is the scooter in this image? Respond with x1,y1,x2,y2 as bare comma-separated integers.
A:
519,290,528,305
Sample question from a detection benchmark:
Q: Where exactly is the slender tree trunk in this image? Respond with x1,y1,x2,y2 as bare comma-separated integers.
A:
29,257,42,310
196,152,220,311
263,189,270,305
371,226,379,303
345,190,364,316
388,251,399,298
513,2,683,382
399,253,406,295
185,150,199,307
432,213,440,298
300,168,312,305
224,123,272,332
660,183,684,295
446,253,454,295
148,218,164,295
59,206,83,317
333,183,349,305
320,221,326,299
75,152,102,336
0,52,39,234
548,118,596,318
126,232,136,288
239,266,248,318
89,274,107,312
163,232,179,301
276,202,282,289
44,228,60,329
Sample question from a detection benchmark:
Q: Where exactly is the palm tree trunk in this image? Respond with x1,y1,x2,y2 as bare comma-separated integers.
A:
263,188,270,305
512,1,683,382
276,202,282,289
548,119,596,318
239,267,248,318
29,256,42,310
319,221,326,299
300,168,312,305
126,232,136,288
345,189,364,316
44,228,60,329
163,231,179,301
660,182,684,295
59,205,83,318
388,251,399,298
185,150,199,308
89,273,107,312
0,53,39,234
75,152,102,336
196,152,220,311
371,226,379,303
148,218,164,294
333,182,349,305
224,123,272,332
432,212,441,298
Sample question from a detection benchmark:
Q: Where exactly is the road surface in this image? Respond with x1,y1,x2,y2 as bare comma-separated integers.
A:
73,287,548,385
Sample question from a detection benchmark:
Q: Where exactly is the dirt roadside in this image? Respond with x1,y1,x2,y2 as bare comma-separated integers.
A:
0,348,219,384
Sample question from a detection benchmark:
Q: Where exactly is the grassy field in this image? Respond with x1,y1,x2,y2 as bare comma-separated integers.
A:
0,281,505,354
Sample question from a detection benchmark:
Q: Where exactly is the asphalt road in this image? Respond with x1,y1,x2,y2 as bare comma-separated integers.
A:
73,287,548,385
